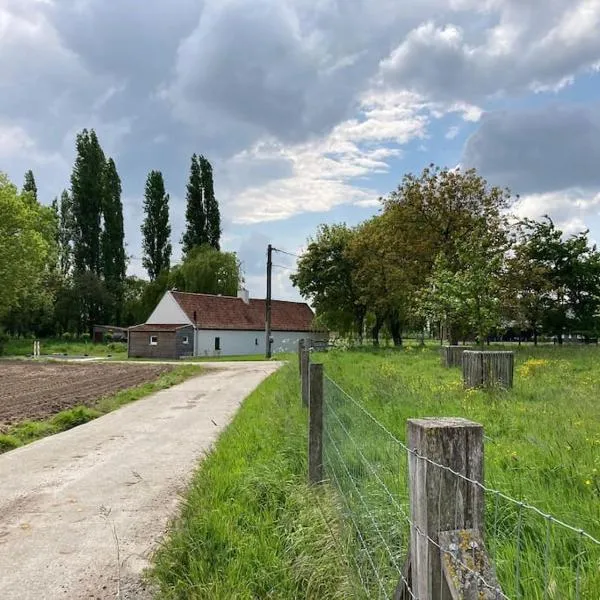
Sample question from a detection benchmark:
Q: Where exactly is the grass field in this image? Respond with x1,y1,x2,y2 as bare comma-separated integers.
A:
152,345,600,599
0,364,202,453
3,337,128,358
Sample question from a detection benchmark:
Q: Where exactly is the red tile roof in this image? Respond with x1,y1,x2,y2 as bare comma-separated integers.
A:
129,323,190,332
171,291,317,332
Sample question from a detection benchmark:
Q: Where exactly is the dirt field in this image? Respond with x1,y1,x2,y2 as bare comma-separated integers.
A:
0,361,175,427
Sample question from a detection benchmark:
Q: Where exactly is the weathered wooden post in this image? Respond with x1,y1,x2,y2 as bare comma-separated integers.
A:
308,363,324,484
400,417,501,599
301,346,310,407
440,345,467,368
298,339,305,375
463,350,514,389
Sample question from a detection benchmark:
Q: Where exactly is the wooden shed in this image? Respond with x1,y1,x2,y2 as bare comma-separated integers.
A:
128,324,195,360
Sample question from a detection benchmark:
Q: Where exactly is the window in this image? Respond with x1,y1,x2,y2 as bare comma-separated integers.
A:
182,336,189,345
255,338,258,346
214,337,221,351
149,336,158,346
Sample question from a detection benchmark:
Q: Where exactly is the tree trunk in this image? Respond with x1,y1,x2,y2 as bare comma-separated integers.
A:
388,314,403,347
533,328,538,346
372,315,384,347
558,333,563,345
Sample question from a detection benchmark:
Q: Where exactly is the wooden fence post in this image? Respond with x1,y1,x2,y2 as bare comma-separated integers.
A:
301,346,310,407
308,363,324,484
463,350,514,389
406,417,497,599
440,345,467,368
298,339,305,375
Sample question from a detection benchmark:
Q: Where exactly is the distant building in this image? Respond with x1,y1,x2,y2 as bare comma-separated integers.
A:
92,325,128,343
128,289,326,359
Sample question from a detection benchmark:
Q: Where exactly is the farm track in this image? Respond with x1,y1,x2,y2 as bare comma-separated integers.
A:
0,361,174,426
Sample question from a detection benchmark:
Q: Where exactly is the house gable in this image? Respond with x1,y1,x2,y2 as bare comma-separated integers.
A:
146,291,193,325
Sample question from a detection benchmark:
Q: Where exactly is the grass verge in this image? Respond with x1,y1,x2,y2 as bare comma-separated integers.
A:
3,337,128,359
0,365,202,454
151,362,355,600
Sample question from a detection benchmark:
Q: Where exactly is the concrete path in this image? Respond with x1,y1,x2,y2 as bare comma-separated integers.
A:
0,362,281,599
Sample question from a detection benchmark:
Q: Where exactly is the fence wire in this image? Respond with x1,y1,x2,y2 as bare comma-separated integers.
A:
322,374,600,599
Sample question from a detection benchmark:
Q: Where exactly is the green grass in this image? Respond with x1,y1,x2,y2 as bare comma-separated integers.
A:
151,345,600,599
317,345,600,598
151,363,357,599
3,337,128,359
0,365,202,454
119,353,293,363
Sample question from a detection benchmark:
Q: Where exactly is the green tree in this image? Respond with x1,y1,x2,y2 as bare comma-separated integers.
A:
419,238,506,346
142,170,172,281
23,169,38,203
57,190,74,276
0,173,54,319
182,154,208,255
102,158,126,320
122,276,148,326
292,224,366,340
384,165,511,343
199,155,221,250
170,245,241,296
71,129,106,275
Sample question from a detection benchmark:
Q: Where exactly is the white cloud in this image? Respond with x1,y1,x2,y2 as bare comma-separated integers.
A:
222,91,428,223
445,126,460,139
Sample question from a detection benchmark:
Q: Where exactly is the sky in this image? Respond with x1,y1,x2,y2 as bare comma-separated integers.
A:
2,0,600,303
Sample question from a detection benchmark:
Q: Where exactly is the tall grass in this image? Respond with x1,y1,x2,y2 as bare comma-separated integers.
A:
318,345,600,598
3,337,127,358
151,364,356,599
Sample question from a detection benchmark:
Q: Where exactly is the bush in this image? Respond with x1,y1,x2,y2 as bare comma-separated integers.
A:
0,435,20,452
81,332,91,343
0,328,8,356
61,332,73,341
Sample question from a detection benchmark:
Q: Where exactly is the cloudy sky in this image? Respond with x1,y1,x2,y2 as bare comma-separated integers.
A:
2,0,600,301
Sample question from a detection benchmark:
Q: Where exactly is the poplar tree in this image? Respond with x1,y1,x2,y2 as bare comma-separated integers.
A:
182,154,207,255
199,155,221,250
102,157,126,292
70,129,105,275
142,170,172,280
23,169,38,203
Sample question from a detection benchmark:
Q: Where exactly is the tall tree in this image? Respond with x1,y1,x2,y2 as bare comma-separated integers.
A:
182,154,208,255
0,173,54,319
292,224,366,340
23,169,38,203
142,170,172,280
199,155,221,250
57,190,74,276
71,129,106,275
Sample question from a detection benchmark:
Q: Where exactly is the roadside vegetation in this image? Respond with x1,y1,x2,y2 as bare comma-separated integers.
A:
0,364,202,453
2,337,127,358
153,345,600,598
151,362,355,599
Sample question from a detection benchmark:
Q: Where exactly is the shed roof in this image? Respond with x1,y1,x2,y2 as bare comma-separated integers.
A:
171,291,317,332
129,323,191,333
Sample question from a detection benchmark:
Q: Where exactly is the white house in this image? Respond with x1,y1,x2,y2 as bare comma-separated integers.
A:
128,289,326,359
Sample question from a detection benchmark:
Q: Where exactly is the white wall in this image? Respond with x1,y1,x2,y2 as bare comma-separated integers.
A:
194,330,327,357
146,292,191,325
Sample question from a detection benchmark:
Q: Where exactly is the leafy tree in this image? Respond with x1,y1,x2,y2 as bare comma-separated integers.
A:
122,276,148,326
0,173,54,319
71,129,106,275
142,170,172,280
292,224,366,340
170,245,241,296
182,154,208,255
384,165,511,343
102,158,126,318
57,190,74,276
23,169,38,203
419,238,505,346
199,155,221,250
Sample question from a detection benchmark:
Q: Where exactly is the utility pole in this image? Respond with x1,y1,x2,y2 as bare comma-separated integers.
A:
265,244,273,358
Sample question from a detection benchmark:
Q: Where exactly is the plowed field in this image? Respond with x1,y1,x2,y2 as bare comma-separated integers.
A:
0,361,175,427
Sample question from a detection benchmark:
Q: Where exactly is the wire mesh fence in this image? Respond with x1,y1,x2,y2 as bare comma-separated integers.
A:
321,374,600,599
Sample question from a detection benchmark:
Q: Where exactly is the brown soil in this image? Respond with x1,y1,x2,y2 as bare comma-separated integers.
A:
0,361,175,427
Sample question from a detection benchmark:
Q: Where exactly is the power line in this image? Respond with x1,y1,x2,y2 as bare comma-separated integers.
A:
272,247,301,259
272,263,296,271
